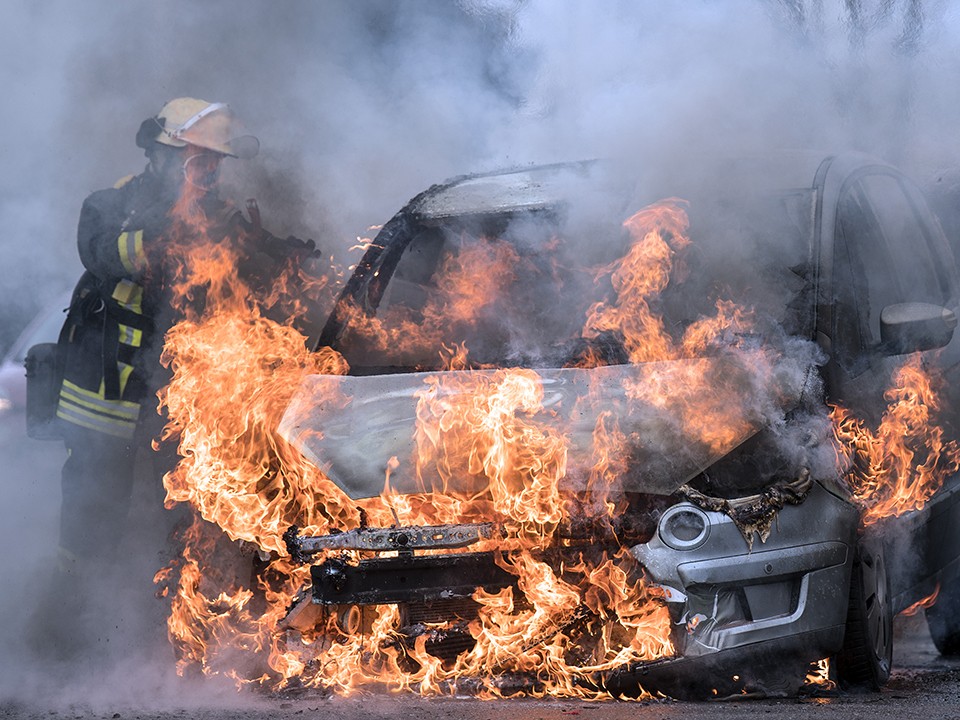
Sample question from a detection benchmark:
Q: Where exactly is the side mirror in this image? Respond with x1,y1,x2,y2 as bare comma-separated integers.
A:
880,302,958,355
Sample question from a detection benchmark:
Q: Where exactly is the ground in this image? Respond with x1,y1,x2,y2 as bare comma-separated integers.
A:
2,615,960,720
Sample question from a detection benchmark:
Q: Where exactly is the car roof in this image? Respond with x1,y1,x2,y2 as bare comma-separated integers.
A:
409,160,605,220
405,152,843,224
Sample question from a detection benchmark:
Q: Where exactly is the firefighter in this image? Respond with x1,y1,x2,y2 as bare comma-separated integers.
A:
41,98,314,657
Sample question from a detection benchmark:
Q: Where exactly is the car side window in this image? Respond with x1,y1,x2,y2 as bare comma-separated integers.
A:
861,174,947,307
377,229,446,318
838,178,901,341
343,228,451,370
832,172,950,370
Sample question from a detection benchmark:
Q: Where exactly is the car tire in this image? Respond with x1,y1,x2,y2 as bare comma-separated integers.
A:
925,583,960,655
835,540,892,690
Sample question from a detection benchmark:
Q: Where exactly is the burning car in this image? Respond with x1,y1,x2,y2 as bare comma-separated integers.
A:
161,154,960,698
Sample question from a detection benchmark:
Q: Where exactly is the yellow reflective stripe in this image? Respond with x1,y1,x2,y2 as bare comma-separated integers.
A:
111,279,143,313
57,374,140,439
118,363,134,396
134,229,144,269
118,232,134,273
56,405,136,438
112,279,134,304
118,324,142,347
57,385,139,423
57,399,137,428
118,230,146,274
118,233,133,273
61,379,140,418
58,391,139,424
62,377,139,408
113,174,135,189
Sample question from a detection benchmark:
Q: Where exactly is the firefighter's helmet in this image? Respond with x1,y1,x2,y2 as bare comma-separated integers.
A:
135,97,259,158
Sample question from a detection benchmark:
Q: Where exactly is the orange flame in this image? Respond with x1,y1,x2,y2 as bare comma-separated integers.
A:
803,658,835,690
154,194,960,699
831,355,960,525
334,237,523,369
899,584,940,617
153,200,702,696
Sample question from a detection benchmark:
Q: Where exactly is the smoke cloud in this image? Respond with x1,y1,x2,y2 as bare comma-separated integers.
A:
6,1,960,340
3,0,960,710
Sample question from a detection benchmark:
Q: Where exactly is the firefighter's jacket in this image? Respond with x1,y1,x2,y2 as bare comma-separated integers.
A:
56,172,312,439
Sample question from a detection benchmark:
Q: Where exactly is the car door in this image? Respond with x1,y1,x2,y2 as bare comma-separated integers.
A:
816,155,960,606
816,156,959,414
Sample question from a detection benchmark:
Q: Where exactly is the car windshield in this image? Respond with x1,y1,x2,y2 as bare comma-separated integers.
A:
333,187,816,374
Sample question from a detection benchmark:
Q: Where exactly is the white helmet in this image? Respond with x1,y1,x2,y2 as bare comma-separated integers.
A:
136,97,259,158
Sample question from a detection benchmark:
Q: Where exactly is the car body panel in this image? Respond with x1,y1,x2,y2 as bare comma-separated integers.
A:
632,482,857,658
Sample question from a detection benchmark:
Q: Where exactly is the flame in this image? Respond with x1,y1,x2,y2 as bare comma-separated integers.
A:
582,199,692,363
803,658,835,691
153,199,712,697
580,202,780,465
412,366,567,534
153,190,960,699
831,355,960,525
332,237,523,369
899,584,940,617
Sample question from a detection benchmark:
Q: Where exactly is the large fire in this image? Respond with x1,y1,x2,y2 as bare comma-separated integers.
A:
151,188,959,698
831,356,960,526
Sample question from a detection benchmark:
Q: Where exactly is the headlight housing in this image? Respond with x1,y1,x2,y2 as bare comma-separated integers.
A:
658,504,710,550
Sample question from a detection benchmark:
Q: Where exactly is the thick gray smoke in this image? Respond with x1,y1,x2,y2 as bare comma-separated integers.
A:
3,0,960,711
5,0,960,343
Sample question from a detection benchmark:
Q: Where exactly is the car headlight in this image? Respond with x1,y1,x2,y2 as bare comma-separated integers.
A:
658,504,710,550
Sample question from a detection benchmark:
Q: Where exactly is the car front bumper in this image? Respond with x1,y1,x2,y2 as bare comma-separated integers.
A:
620,480,859,696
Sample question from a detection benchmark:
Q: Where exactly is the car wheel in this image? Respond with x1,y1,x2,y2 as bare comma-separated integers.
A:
835,540,892,690
925,582,960,655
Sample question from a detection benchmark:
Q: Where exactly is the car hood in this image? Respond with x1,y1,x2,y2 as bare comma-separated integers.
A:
278,351,811,499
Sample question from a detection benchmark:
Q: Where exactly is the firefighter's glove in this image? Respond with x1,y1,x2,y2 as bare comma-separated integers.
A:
282,235,317,257
237,234,321,291
263,235,320,263
288,236,317,254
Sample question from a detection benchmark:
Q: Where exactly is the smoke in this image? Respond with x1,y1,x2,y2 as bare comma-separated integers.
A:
3,0,960,709
501,1,960,172
7,0,960,341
